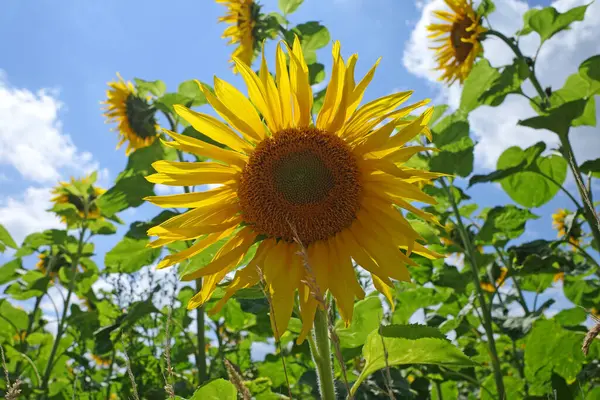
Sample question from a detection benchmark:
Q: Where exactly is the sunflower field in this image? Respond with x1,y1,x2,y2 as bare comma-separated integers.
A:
1,0,600,398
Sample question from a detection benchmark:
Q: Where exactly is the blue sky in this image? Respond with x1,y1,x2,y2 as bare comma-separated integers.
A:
1,0,598,320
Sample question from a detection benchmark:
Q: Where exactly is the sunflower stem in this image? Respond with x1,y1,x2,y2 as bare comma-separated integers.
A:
559,135,600,251
312,307,336,400
195,279,208,385
440,178,506,400
39,209,89,399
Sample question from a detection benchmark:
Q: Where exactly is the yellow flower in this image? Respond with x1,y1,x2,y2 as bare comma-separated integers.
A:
103,73,158,155
145,39,443,343
51,175,105,224
553,272,565,283
92,354,111,367
218,0,259,71
552,209,582,248
428,0,487,84
480,267,508,293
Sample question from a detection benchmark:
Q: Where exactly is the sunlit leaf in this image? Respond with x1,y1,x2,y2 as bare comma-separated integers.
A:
476,0,496,18
0,224,17,250
479,58,529,107
105,237,161,273
525,4,590,43
335,296,383,348
179,80,208,107
477,205,538,243
459,59,501,114
278,0,303,15
134,78,166,97
351,327,476,395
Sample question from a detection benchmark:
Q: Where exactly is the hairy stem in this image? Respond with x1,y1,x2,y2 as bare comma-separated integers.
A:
440,179,505,399
312,308,336,400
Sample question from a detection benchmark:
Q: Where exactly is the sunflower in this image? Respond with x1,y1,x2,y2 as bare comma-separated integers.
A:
103,73,158,154
218,0,260,70
428,0,487,84
51,176,105,224
145,39,443,343
36,250,85,279
91,354,111,367
552,209,582,248
480,267,507,293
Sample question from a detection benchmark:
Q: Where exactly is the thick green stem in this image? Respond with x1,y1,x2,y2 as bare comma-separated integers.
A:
39,224,87,398
312,308,336,400
560,136,600,251
440,179,505,399
104,349,117,399
195,279,208,384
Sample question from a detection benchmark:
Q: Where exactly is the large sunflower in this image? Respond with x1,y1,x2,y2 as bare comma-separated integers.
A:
218,0,259,70
146,39,443,343
428,0,487,84
51,176,105,224
103,73,158,154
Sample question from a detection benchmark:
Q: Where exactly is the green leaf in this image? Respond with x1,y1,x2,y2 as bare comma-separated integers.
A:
123,140,175,177
524,319,588,395
5,270,51,300
87,219,117,236
105,237,161,273
15,229,68,257
431,114,470,149
479,58,529,107
460,59,501,114
178,80,208,107
580,158,600,178
476,0,496,17
519,98,590,137
481,375,525,400
392,285,452,324
278,0,303,15
308,62,325,85
335,296,383,348
494,142,567,207
527,4,590,43
96,174,155,217
579,54,600,95
532,72,597,128
134,78,166,97
429,104,449,127
210,298,256,331
0,259,21,285
379,324,448,341
517,8,539,36
289,22,330,64
155,93,195,115
563,276,600,310
429,136,474,177
0,299,28,334
477,205,538,243
554,308,587,327
0,224,17,250
351,329,477,395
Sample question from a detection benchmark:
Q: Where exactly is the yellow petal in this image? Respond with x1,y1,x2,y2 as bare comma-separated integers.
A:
372,274,395,311
144,186,233,208
232,57,276,132
181,227,256,281
146,161,238,186
173,105,252,153
346,57,381,117
316,41,348,133
157,228,235,270
297,282,319,344
205,78,266,142
276,42,295,128
260,45,284,132
161,129,247,168
287,37,312,127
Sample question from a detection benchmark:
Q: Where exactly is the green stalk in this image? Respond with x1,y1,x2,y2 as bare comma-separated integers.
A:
559,136,600,251
172,139,209,385
440,179,505,399
312,308,336,400
486,29,600,250
39,215,88,398
195,279,208,384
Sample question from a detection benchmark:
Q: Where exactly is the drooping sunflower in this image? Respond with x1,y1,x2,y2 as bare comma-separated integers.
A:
427,0,487,84
36,250,86,279
552,209,582,248
218,0,260,70
51,175,105,224
146,39,443,343
103,73,158,154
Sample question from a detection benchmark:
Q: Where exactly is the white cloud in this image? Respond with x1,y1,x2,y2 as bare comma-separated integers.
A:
0,187,62,245
404,0,600,170
0,71,99,183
